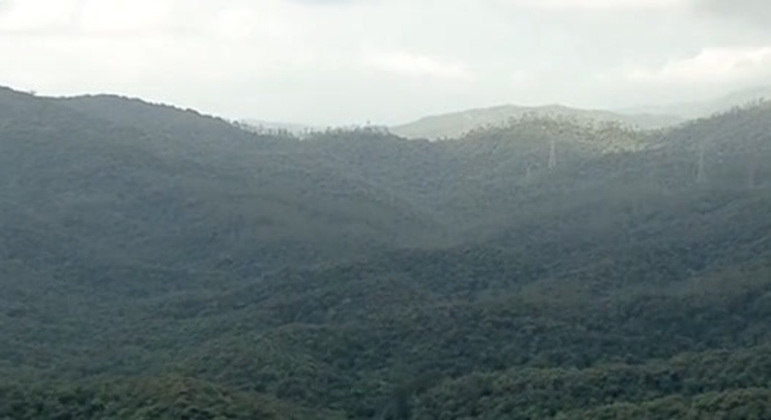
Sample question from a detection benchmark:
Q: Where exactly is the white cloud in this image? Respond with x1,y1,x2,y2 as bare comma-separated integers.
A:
365,51,473,81
212,8,260,40
1,0,769,124
77,0,175,33
510,70,530,85
628,46,771,83
500,0,688,11
0,0,77,31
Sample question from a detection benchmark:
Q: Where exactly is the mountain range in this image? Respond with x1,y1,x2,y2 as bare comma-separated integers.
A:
389,104,683,139
623,85,771,119
239,86,771,141
384,85,771,140
1,85,771,418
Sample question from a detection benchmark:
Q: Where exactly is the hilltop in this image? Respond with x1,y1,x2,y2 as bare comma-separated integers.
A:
1,86,771,418
389,103,682,140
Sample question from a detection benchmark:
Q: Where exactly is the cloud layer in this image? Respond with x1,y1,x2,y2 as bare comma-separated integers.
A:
1,0,770,125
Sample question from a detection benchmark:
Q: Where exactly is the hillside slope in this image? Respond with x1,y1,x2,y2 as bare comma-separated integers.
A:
2,87,771,418
0,88,444,276
390,104,682,139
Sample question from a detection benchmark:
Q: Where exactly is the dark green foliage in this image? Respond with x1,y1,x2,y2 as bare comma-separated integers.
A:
2,87,771,418
0,375,343,419
414,346,771,418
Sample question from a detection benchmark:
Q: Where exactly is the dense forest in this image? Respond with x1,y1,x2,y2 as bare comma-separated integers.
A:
1,85,771,418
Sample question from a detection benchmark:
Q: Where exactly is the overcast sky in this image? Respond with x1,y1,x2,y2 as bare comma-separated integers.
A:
1,0,770,125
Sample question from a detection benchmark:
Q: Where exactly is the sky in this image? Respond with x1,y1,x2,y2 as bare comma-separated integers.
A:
1,0,770,125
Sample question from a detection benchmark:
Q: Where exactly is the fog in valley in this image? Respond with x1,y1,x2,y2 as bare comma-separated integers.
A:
2,1,771,418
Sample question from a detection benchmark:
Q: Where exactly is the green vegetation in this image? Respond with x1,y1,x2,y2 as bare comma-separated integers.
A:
0,375,343,419
1,86,771,418
389,104,683,140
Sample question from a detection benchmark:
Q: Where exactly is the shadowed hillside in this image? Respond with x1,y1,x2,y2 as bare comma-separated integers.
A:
2,87,771,418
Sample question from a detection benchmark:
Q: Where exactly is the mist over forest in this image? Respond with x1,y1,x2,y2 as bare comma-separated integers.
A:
1,82,771,418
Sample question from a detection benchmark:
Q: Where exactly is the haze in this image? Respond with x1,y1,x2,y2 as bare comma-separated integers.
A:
1,0,770,125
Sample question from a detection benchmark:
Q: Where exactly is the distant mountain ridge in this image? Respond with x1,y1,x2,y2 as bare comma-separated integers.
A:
621,85,771,119
235,86,771,142
2,85,771,419
390,103,683,140
387,85,771,140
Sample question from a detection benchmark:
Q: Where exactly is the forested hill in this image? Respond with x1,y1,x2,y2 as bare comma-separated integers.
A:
390,103,683,139
0,88,445,275
1,86,771,418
